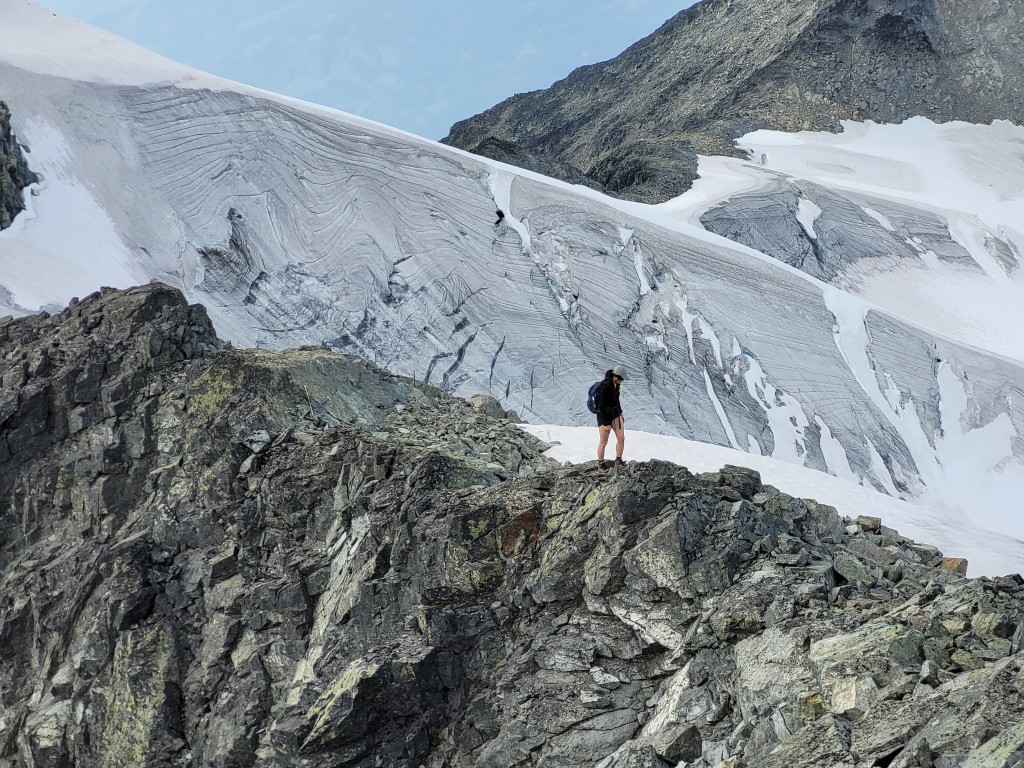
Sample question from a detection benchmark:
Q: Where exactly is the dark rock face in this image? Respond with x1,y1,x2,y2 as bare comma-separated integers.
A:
466,136,611,196
0,101,36,230
2,285,1024,767
443,0,1024,203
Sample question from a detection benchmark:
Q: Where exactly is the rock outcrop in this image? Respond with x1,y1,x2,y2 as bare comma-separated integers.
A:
0,101,35,230
443,0,1024,203
2,284,1023,767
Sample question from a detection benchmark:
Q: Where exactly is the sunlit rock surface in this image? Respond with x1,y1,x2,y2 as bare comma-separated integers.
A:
2,285,1023,768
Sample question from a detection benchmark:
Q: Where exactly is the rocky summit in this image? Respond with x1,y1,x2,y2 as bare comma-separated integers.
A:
1,284,1023,768
443,0,1024,203
0,102,35,231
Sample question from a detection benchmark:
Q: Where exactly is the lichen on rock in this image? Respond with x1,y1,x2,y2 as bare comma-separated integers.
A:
1,284,1023,767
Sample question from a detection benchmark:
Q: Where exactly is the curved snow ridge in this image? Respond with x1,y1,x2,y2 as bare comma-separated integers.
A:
488,170,531,254
1,2,222,88
0,1,457,152
11,3,1016,369
8,2,1021,361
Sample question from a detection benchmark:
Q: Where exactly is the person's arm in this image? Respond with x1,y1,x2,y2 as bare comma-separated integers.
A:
595,382,612,418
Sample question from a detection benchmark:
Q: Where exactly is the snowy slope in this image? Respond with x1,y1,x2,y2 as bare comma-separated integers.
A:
1,2,1022,571
676,118,1024,363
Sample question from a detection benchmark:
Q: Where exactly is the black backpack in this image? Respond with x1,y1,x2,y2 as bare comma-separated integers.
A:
586,381,602,414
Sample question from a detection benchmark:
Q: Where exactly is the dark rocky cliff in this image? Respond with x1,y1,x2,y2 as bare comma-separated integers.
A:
1,285,1023,767
443,0,1024,203
0,102,36,230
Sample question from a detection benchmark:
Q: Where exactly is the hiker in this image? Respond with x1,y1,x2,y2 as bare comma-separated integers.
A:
595,366,627,470
494,209,505,226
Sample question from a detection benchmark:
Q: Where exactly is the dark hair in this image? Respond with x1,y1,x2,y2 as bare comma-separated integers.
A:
604,369,616,382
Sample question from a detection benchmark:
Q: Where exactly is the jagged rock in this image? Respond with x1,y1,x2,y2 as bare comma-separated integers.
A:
1,284,1024,767
466,394,511,421
650,723,701,763
962,720,1024,767
826,674,880,719
833,550,879,586
856,515,882,532
942,557,969,575
0,101,36,230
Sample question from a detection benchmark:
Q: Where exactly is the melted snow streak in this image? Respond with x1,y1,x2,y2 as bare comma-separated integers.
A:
4,72,1024,516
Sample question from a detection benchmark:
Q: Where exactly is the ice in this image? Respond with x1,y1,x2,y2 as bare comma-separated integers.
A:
669,117,1024,362
0,121,142,310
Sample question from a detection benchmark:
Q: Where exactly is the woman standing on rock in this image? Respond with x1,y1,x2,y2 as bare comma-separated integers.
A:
595,366,627,470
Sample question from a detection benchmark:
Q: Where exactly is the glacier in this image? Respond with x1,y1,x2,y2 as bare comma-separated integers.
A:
1,1,1022,572
688,118,1024,363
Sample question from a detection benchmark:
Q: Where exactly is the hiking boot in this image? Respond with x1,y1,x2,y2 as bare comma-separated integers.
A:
598,460,609,471
614,458,626,468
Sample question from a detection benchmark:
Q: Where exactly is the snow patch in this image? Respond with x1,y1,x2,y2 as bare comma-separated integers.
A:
489,170,532,254
619,225,652,296
796,197,822,240
704,367,740,450
815,415,858,483
739,347,809,465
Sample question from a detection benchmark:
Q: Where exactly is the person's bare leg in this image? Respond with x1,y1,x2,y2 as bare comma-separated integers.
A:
613,417,625,461
597,424,611,462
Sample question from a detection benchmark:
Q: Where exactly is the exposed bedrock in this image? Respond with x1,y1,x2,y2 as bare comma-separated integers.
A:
0,101,36,230
1,284,1023,767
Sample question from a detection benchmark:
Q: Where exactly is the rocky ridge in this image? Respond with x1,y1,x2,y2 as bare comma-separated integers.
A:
0,101,35,231
443,0,1024,203
1,284,1023,767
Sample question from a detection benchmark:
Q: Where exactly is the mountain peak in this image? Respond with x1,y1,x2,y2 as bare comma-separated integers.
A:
443,0,1024,202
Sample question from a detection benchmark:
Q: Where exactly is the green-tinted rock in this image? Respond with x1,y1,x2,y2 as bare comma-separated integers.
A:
3,286,1024,768
833,550,878,586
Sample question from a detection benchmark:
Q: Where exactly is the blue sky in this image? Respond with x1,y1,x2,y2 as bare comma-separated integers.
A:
43,1,695,140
